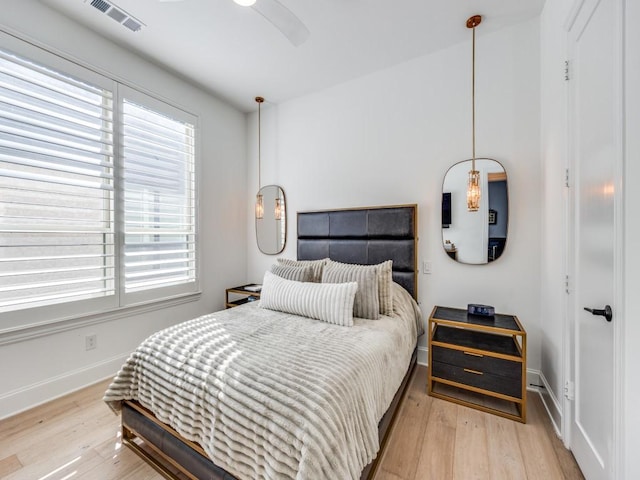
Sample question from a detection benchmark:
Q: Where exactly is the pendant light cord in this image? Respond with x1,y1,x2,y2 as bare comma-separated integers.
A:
256,96,264,191
472,24,476,170
466,15,481,171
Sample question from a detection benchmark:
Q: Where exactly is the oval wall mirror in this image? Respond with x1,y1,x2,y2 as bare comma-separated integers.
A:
441,158,508,264
256,184,287,255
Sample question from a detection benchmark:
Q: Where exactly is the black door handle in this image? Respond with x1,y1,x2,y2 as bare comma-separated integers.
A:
584,305,612,322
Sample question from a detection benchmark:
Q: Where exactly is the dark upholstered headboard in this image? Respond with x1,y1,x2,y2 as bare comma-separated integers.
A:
297,204,418,299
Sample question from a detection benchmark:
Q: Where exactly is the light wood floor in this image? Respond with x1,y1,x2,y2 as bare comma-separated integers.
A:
0,365,584,480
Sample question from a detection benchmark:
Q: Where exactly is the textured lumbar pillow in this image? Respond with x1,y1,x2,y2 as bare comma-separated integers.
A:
260,271,357,327
270,263,314,282
276,258,328,283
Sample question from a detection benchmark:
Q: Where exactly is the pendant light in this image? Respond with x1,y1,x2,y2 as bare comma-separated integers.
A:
467,15,482,212
255,96,264,219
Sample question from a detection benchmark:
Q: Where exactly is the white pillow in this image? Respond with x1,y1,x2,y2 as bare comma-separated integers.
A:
260,271,357,327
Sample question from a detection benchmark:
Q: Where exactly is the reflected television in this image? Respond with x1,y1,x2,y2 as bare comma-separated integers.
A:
442,192,451,228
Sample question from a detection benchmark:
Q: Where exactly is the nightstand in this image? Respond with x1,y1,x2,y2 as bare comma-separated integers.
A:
427,305,527,423
225,284,261,308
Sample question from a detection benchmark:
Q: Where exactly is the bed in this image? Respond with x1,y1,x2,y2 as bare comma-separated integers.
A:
104,204,420,480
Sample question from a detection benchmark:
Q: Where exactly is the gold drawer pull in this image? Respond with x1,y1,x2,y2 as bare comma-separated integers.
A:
463,351,483,357
464,368,484,375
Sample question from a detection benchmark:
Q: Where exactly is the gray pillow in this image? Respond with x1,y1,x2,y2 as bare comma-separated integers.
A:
276,258,328,283
322,262,380,320
260,271,357,327
270,264,314,282
327,259,393,316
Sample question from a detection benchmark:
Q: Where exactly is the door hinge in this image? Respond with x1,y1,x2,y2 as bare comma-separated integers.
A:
564,60,570,81
565,274,570,294
564,380,575,400
565,168,570,187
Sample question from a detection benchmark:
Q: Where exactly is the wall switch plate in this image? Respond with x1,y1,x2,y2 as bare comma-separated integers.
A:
422,261,432,274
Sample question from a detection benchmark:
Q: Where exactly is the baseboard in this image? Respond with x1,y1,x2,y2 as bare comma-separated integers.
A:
417,345,428,366
537,370,563,437
0,353,127,420
526,368,541,390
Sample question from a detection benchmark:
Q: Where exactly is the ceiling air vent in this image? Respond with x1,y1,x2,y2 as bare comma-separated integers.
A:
122,17,143,32
106,6,127,23
90,0,110,13
86,0,145,32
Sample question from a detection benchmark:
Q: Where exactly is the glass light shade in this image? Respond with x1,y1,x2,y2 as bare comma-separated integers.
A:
274,197,282,220
233,0,256,6
467,169,481,211
255,193,264,219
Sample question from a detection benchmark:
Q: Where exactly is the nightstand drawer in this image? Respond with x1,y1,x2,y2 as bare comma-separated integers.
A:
431,361,522,399
431,345,521,379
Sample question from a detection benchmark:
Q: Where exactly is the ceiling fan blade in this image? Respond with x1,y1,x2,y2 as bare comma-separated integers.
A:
251,0,310,46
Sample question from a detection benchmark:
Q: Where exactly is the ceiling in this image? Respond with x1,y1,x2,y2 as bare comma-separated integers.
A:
40,0,545,112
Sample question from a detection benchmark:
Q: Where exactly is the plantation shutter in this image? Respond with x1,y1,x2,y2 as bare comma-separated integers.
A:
0,49,115,312
121,97,196,294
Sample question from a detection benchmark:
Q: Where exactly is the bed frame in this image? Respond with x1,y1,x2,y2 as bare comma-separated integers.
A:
121,204,419,480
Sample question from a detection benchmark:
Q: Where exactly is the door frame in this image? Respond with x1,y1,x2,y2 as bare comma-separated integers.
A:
563,0,626,477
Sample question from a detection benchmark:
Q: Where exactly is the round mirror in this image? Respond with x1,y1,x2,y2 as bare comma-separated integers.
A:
442,158,508,264
256,185,287,255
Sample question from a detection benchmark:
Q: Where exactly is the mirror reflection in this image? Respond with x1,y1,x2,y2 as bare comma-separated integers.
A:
442,158,508,264
256,185,287,255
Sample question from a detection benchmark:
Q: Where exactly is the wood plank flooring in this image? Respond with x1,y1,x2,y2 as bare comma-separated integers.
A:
0,365,584,480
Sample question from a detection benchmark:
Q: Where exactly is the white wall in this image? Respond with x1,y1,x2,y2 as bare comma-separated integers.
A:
539,0,573,432
246,19,542,370
0,1,247,419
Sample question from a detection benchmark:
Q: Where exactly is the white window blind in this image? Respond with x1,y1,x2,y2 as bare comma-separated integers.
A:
122,98,196,294
0,49,115,313
0,41,199,321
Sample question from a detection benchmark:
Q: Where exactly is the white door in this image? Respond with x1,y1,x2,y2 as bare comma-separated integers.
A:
568,0,621,478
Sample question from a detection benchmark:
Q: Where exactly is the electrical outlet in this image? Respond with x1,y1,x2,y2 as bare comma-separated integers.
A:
85,334,97,351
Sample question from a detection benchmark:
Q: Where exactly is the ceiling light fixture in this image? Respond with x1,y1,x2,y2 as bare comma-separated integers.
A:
234,0,257,6
255,96,264,220
466,15,482,212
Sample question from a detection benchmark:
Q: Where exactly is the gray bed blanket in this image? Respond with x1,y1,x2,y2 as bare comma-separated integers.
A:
104,283,421,480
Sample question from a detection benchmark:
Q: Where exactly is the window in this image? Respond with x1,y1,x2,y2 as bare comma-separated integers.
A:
0,46,197,320
121,92,196,299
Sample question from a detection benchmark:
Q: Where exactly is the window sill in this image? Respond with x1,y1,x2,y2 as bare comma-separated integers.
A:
0,291,202,346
